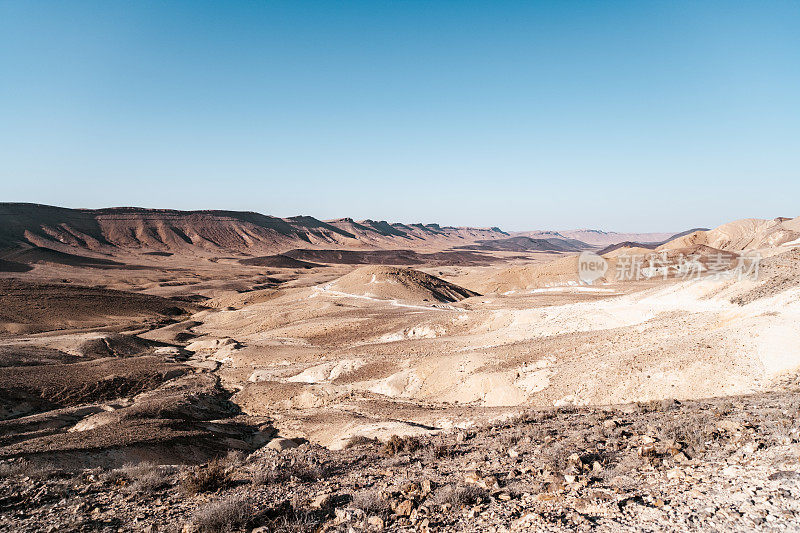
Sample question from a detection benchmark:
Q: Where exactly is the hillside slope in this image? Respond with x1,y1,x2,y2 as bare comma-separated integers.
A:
324,266,480,303
0,203,509,257
659,217,800,252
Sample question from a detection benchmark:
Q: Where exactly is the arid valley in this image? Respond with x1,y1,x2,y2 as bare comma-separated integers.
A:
1,203,799,531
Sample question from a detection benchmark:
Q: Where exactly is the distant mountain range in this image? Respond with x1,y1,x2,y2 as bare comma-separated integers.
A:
519,229,680,247
0,203,694,270
0,203,509,256
455,236,588,253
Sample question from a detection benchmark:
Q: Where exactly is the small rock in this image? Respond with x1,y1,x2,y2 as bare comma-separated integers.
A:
567,453,583,466
395,499,414,516
464,470,482,484
310,493,334,509
456,431,475,443
266,437,299,451
717,420,744,433
672,452,690,463
639,444,657,457
603,419,618,430
478,475,500,490
666,468,685,480
367,516,385,529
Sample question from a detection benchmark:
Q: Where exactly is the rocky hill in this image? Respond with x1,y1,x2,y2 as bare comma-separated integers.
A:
0,203,511,258
324,266,479,304
659,217,800,252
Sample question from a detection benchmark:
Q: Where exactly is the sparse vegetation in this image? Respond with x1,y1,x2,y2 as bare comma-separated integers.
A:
117,462,172,493
431,484,487,507
350,489,391,516
539,441,570,471
0,460,32,478
193,494,254,532
3,392,800,531
249,456,327,486
268,510,323,533
636,398,681,413
344,435,380,449
430,443,455,459
658,414,717,453
181,458,233,495
382,435,422,456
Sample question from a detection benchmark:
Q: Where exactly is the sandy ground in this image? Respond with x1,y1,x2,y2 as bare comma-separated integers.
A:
189,268,800,449
2,244,800,462
3,209,800,531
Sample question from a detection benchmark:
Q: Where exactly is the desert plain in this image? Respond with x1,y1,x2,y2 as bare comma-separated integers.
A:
1,203,800,532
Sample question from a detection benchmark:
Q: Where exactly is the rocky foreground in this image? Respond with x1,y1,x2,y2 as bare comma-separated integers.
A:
1,390,799,532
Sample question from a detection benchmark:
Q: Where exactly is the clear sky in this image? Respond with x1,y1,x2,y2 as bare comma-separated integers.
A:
1,1,798,232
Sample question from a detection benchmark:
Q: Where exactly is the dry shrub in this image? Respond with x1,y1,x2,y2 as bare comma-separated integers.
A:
344,435,380,449
539,442,570,472
106,461,173,493
636,398,681,414
350,490,391,516
659,415,716,453
181,458,233,495
254,500,323,533
382,435,421,456
765,418,798,445
430,444,454,459
269,511,321,533
498,427,524,446
431,484,487,507
249,464,275,486
193,494,254,532
516,409,555,424
0,459,61,480
249,457,327,486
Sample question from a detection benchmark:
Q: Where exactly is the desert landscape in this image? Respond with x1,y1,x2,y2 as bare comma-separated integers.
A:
3,1,798,530
1,203,799,531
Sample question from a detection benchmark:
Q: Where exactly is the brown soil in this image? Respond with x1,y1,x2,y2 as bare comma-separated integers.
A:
0,356,187,419
239,255,323,269
0,279,199,334
283,248,495,266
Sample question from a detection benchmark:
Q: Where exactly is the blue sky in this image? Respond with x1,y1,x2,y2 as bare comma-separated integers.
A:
1,1,798,232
